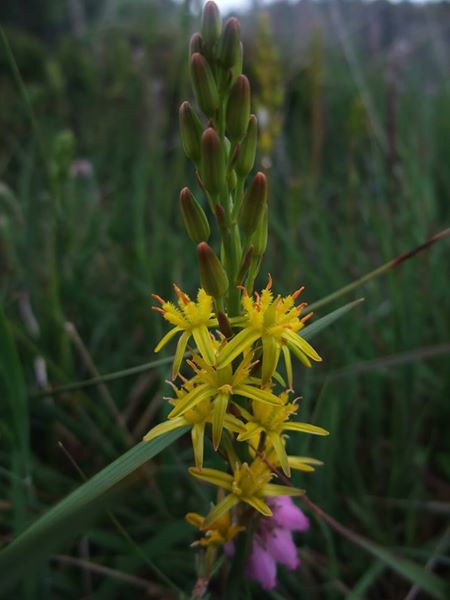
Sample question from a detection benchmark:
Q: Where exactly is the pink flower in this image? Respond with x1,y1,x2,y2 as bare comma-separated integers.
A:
245,497,309,590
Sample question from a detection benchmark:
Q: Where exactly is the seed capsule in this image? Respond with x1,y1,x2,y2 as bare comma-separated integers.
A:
226,75,251,142
239,172,267,237
235,114,257,177
200,127,225,195
197,242,229,298
201,1,222,48
180,187,210,243
190,53,219,118
179,101,203,162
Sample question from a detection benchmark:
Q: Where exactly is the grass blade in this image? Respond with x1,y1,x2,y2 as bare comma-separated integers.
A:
308,228,450,312
302,298,364,341
0,427,188,593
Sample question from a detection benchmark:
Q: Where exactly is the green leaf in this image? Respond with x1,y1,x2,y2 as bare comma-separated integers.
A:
0,304,31,534
302,298,364,341
0,427,188,593
354,536,449,600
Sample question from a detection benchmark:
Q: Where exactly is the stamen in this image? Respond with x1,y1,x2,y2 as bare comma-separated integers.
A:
301,311,314,323
266,273,273,290
292,286,305,300
173,284,190,305
152,293,165,304
152,306,165,314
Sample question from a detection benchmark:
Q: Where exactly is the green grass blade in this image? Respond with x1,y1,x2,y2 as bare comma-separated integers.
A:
0,305,31,532
302,298,364,341
308,228,450,312
0,427,188,593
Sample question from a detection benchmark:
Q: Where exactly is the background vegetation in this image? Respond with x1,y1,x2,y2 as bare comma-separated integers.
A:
1,0,449,597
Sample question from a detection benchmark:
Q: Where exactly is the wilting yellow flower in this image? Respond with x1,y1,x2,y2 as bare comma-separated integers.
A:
217,276,321,385
189,458,304,527
152,286,216,379
168,350,282,450
236,392,329,476
186,510,244,547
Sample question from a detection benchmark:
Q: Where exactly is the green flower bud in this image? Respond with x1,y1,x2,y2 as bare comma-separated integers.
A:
180,187,210,243
235,114,257,177
201,127,225,195
252,202,268,257
190,53,219,118
218,18,241,71
179,101,203,162
201,2,222,48
189,33,204,56
239,172,267,236
228,169,237,191
226,75,251,142
197,242,229,298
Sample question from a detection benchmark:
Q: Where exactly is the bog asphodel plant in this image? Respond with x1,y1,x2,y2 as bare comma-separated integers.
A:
144,2,329,590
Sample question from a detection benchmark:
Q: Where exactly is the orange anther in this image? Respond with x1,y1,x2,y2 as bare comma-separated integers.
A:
173,284,190,304
301,311,314,323
266,273,273,290
152,293,165,305
292,286,305,300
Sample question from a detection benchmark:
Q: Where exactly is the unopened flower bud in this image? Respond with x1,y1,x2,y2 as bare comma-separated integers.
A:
189,33,204,56
179,101,203,162
197,242,229,298
180,187,210,243
218,18,241,71
226,75,251,142
201,2,222,48
190,53,219,117
239,172,267,236
235,114,257,177
252,202,268,257
201,127,225,195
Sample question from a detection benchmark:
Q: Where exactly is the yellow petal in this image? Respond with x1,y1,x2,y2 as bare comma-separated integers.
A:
192,325,216,365
288,342,312,367
282,345,293,389
283,422,329,436
143,416,187,442
261,483,305,497
283,330,322,362
172,330,191,379
288,457,316,472
189,467,234,491
212,393,229,450
268,432,291,477
154,326,182,353
191,423,205,468
237,422,264,442
223,413,245,433
216,329,261,368
203,494,240,528
235,384,283,406
168,385,212,418
243,496,272,516
261,336,280,384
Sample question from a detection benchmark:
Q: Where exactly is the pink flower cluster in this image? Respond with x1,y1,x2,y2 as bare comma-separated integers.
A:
245,497,309,590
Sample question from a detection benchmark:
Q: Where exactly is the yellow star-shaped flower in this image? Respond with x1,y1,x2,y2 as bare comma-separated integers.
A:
189,458,304,527
152,285,217,379
217,276,321,385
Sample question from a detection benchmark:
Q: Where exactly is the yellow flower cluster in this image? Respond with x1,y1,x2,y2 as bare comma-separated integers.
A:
144,279,328,546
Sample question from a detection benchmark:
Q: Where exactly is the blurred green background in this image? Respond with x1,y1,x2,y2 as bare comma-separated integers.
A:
1,0,449,597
